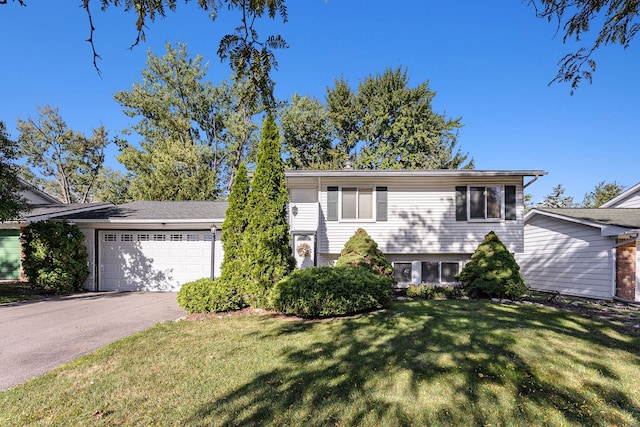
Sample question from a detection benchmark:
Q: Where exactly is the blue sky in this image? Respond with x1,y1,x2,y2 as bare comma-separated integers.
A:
1,1,638,204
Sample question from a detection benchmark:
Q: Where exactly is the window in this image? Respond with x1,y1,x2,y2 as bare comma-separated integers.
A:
456,185,516,221
394,262,412,283
186,234,200,241
103,234,117,242
441,262,459,282
153,234,166,241
203,234,213,242
137,234,150,241
327,186,387,221
170,234,183,241
421,261,460,283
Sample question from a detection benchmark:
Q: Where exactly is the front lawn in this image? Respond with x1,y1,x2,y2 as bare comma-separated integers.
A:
1,300,639,426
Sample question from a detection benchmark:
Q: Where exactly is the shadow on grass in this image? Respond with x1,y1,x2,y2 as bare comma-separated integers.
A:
187,301,640,426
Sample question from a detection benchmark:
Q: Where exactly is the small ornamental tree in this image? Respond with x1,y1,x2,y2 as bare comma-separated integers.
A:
22,221,89,294
336,228,395,280
242,114,295,306
220,162,250,283
456,231,527,299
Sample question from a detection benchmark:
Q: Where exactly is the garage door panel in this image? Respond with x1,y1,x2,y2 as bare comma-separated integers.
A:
99,231,212,292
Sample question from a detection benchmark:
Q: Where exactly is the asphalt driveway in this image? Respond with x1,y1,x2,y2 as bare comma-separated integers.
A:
0,292,185,391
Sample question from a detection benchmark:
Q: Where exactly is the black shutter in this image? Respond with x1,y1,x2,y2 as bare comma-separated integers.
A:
505,185,517,220
327,186,338,221
376,187,388,221
455,186,467,221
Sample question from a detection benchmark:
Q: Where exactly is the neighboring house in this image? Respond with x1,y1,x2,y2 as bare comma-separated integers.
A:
519,184,640,302
3,169,546,292
0,179,111,280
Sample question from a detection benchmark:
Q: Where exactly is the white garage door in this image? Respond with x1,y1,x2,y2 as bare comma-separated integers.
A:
99,230,214,291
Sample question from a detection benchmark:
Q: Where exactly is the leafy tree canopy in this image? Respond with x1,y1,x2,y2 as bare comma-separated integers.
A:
581,180,625,207
114,42,260,199
0,120,28,221
529,0,640,91
282,67,473,171
16,106,111,204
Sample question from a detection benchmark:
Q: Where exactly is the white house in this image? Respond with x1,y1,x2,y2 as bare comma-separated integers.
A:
2,169,546,292
519,183,640,302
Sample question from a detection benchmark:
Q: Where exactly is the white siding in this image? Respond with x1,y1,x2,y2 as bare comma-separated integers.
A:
318,176,524,256
610,193,640,208
518,215,614,299
289,187,319,233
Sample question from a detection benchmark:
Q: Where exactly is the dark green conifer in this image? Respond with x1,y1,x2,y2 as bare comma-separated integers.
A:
336,228,394,280
456,231,527,299
220,162,250,281
242,114,295,306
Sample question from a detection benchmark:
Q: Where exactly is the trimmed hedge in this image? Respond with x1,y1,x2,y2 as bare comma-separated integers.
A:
270,266,393,318
406,284,465,300
177,278,246,314
21,220,89,294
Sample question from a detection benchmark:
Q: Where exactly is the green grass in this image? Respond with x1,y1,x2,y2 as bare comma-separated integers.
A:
1,300,639,426
0,281,46,304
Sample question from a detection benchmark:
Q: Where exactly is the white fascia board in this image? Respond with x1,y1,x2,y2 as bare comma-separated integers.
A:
284,170,548,178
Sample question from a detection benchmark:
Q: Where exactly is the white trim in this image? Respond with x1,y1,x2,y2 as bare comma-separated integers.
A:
600,182,640,208
525,209,633,237
285,169,547,178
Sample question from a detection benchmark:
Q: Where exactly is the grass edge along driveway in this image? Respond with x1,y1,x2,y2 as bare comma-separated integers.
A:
1,299,639,426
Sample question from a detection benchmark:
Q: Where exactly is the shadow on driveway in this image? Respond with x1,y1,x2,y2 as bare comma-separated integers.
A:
0,291,185,391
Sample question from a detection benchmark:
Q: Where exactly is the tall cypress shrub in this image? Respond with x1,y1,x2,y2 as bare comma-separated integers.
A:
242,114,295,306
220,162,250,283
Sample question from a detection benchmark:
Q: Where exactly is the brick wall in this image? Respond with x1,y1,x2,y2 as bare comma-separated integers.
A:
616,238,637,301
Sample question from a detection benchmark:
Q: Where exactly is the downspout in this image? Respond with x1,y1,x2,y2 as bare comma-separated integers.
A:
210,226,217,280
523,174,541,189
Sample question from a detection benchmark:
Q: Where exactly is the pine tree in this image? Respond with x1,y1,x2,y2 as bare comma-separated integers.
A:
456,231,527,299
242,114,294,306
335,228,394,280
220,162,250,281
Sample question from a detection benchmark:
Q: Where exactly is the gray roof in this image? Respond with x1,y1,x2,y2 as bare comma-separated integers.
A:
61,201,228,221
537,208,640,230
24,203,112,220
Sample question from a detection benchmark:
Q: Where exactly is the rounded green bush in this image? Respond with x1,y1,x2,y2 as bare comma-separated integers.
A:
21,220,89,294
270,266,393,318
335,228,395,280
177,277,246,314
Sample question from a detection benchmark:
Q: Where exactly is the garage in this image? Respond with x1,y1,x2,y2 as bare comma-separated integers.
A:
0,229,21,280
98,230,217,291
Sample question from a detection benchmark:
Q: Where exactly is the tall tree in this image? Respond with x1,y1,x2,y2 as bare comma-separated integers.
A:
325,68,473,170
3,1,287,108
220,162,250,282
16,106,110,204
280,94,337,169
114,43,260,199
0,120,28,221
242,114,294,306
529,0,640,91
538,184,575,208
581,180,625,207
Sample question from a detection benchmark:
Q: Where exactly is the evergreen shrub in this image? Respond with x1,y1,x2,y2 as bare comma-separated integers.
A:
270,266,393,318
21,220,89,294
335,228,395,280
456,231,527,299
177,277,246,314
